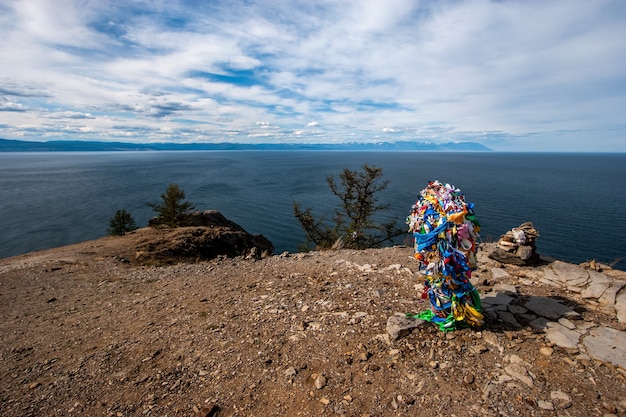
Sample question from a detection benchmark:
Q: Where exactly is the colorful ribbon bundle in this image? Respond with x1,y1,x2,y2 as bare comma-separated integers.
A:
406,180,483,331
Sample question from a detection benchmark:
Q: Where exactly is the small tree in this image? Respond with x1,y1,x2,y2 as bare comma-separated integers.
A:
148,183,195,227
108,209,137,236
293,164,404,250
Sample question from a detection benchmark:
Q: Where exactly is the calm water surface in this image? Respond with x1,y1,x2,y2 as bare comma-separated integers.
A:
1,151,624,270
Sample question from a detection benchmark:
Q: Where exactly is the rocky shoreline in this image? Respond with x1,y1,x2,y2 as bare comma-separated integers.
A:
1,227,625,416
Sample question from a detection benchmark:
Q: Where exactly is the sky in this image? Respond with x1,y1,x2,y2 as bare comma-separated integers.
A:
0,0,625,152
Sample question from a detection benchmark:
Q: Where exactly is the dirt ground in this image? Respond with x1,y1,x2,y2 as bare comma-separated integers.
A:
1,229,625,417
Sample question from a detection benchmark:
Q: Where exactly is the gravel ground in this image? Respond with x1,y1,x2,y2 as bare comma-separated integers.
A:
1,230,625,417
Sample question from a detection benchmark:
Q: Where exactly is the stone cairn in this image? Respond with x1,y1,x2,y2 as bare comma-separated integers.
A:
488,222,540,265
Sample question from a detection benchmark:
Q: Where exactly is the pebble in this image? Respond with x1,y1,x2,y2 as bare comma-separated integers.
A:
539,346,554,356
550,390,572,409
538,400,554,410
314,374,327,389
504,363,533,387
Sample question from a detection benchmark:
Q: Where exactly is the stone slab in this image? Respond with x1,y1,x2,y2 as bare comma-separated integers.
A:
616,292,626,324
598,282,626,307
545,321,581,350
491,268,511,280
550,261,589,284
482,292,514,306
524,297,576,320
582,326,626,370
581,281,611,299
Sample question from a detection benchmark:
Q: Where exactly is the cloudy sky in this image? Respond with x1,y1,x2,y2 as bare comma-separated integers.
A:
0,0,624,151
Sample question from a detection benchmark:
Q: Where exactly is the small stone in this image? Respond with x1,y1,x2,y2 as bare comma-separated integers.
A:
463,374,475,385
470,344,488,354
195,404,220,417
319,397,330,405
314,374,327,389
386,315,426,341
429,360,439,369
540,346,554,356
29,381,41,389
538,400,554,410
284,366,297,378
504,363,533,387
550,390,572,408
388,349,401,356
343,395,353,402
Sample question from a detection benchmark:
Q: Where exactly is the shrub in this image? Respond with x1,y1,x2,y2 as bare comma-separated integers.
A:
293,164,403,250
148,183,195,227
108,209,137,236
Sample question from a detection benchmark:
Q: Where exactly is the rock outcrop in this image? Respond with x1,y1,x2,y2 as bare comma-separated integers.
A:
136,210,273,265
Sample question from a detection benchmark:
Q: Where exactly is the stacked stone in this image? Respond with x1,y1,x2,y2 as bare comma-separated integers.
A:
490,222,541,265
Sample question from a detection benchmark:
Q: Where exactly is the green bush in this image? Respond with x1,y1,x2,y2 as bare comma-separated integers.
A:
293,164,403,250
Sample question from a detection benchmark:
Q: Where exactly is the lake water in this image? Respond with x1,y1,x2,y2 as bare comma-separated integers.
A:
1,151,625,270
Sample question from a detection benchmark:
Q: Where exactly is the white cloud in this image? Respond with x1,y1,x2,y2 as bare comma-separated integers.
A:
0,0,624,150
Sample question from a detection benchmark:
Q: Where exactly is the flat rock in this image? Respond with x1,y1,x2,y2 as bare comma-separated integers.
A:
551,390,572,408
504,363,533,387
482,292,514,306
529,316,550,331
549,261,589,285
524,297,577,320
491,268,511,280
545,321,581,350
598,282,626,307
496,310,521,328
615,292,626,324
582,326,626,370
493,283,517,294
581,281,611,299
588,270,613,284
386,315,426,341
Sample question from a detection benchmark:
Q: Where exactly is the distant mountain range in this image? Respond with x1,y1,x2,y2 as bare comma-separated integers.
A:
0,138,491,152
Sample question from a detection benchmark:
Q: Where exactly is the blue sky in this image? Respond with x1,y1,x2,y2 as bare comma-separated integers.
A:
0,0,624,151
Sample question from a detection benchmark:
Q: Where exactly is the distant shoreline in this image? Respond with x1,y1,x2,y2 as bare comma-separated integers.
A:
0,138,491,152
